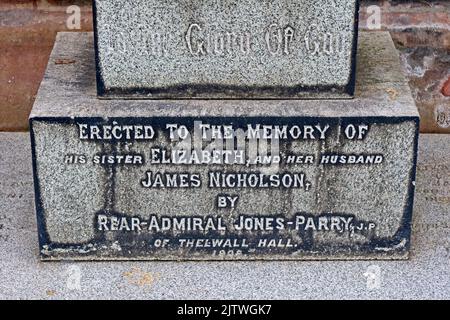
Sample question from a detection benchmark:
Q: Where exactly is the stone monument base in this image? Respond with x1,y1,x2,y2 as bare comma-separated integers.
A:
30,32,419,261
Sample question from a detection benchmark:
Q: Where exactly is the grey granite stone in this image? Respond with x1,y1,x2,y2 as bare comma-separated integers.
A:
32,32,415,119
93,0,359,99
0,133,448,299
29,31,419,261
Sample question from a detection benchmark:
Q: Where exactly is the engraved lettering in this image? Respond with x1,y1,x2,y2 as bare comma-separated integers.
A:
186,23,206,56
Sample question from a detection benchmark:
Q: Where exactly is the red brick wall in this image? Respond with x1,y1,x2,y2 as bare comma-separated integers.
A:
0,0,449,132
360,1,450,133
0,0,92,131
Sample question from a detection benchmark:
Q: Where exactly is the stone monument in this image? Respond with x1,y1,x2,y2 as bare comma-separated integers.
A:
29,1,419,260
93,0,360,99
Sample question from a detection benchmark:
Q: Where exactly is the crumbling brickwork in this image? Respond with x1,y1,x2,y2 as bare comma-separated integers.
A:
0,0,449,132
360,1,450,133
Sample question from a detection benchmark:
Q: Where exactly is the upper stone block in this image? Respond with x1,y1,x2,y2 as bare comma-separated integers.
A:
93,0,360,99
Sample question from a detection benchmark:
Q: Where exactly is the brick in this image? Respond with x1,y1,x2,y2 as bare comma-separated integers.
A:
358,1,450,133
398,46,450,133
442,77,450,97
0,0,449,132
360,0,450,33
0,2,92,131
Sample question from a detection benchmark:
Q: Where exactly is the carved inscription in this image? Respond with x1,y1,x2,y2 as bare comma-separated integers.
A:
185,23,251,56
106,22,349,58
56,118,394,257
94,0,358,98
183,22,347,57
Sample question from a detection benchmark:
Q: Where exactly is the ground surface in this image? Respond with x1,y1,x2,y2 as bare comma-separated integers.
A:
0,132,448,300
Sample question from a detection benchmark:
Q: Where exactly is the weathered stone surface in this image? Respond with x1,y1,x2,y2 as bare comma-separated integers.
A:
29,32,419,261
2,133,449,299
93,0,359,99
397,46,450,133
